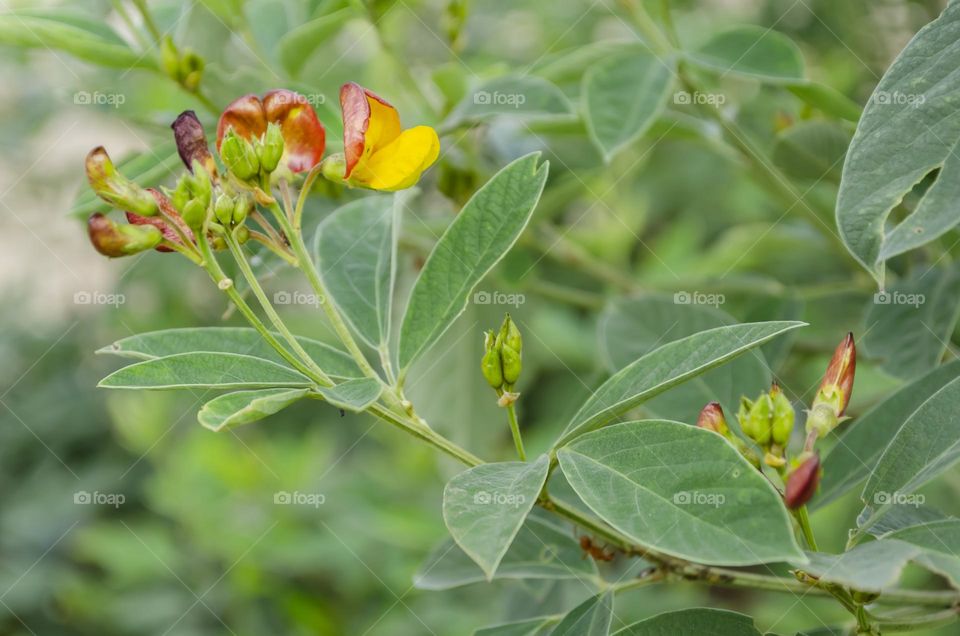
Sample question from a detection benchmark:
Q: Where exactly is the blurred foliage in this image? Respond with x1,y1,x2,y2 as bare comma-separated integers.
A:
1,0,959,634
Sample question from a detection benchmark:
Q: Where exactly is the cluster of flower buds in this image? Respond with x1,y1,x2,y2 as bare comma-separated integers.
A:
696,335,855,512
481,315,523,406
737,383,795,468
85,84,441,262
160,36,204,93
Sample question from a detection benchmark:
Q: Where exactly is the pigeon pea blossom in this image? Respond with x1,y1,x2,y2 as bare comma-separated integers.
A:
216,90,326,174
336,82,440,191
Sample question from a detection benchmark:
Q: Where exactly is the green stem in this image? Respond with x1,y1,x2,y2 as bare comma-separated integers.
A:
795,505,819,551
196,235,328,386
870,607,959,632
131,0,162,42
368,404,484,466
505,402,526,461
268,201,382,382
223,231,333,386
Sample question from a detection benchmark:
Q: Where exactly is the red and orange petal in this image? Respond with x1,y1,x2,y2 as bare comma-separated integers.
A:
340,82,401,178
216,90,325,173
126,189,194,252
820,332,856,415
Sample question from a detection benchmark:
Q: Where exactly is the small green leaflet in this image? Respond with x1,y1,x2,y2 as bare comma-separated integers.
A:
442,455,550,580
98,352,312,390
198,388,309,431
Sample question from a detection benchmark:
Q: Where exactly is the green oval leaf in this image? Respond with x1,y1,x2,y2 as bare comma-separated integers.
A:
198,388,310,431
413,516,597,590
818,360,960,509
558,321,805,446
615,609,762,635
98,352,312,390
687,26,805,82
551,591,613,636
442,455,550,580
558,421,804,566
315,194,400,349
398,153,549,370
836,3,960,280
582,50,674,161
96,327,361,380
862,375,960,527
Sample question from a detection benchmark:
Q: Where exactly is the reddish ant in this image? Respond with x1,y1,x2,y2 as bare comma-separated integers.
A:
578,534,616,562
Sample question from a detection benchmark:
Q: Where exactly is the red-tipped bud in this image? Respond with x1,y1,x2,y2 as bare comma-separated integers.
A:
815,333,856,416
785,453,821,509
171,110,219,181
697,402,729,436
85,147,158,217
125,189,194,252
87,213,162,257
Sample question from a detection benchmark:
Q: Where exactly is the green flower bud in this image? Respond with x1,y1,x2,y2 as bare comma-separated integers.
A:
481,331,504,389
87,213,162,257
805,403,839,439
170,175,191,214
180,49,204,92
189,159,212,208
181,198,207,230
214,194,235,226
742,394,772,446
259,122,284,173
499,314,522,354
220,128,260,181
501,343,521,386
770,384,795,446
233,196,251,225
235,225,250,244
85,147,158,217
319,153,347,184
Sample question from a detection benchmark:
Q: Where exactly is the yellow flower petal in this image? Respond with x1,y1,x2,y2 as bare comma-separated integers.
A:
350,126,440,191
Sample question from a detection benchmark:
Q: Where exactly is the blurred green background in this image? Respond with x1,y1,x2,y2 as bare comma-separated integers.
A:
1,0,957,634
